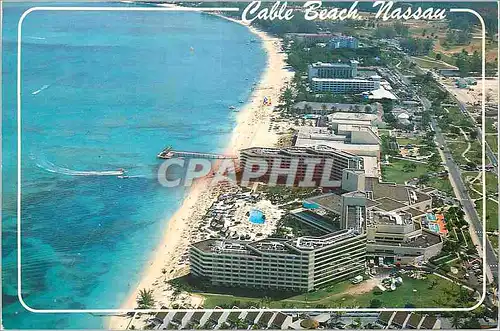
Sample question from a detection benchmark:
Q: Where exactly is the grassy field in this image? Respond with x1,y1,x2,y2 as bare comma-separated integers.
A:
485,135,498,154
382,159,429,184
381,159,451,193
464,141,482,165
433,34,498,63
396,137,423,147
427,176,454,196
200,275,466,309
378,129,391,138
476,199,498,232
447,141,468,165
411,56,456,70
487,234,498,256
462,171,482,200
445,107,472,128
485,118,497,134
428,51,456,67
471,171,498,196
446,140,482,166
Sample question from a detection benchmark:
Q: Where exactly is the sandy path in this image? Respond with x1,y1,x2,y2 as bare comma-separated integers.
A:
107,12,292,330
343,278,378,296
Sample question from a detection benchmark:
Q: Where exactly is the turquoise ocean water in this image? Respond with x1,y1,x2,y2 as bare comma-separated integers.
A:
2,2,266,328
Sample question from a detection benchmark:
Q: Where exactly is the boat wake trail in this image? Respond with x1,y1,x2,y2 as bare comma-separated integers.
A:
27,36,46,40
32,84,50,95
36,158,124,176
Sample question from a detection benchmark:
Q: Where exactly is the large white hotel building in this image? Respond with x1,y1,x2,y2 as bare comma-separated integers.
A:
308,61,380,94
238,145,363,187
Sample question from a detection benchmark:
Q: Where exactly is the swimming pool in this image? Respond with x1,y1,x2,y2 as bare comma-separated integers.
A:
249,209,265,224
302,201,320,209
428,223,440,233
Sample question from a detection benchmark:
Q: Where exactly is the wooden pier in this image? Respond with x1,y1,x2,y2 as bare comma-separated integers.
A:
157,146,236,159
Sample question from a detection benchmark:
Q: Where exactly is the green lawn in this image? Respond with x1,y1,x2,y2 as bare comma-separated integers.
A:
485,134,498,154
471,171,498,196
396,138,422,146
447,141,468,165
428,51,456,66
427,176,454,196
487,234,498,256
464,141,483,165
411,56,456,70
445,107,473,128
378,129,391,139
200,275,466,309
462,172,482,200
382,159,431,184
476,199,498,232
485,118,497,134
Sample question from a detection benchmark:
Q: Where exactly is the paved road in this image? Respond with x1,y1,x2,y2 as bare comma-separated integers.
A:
424,97,497,284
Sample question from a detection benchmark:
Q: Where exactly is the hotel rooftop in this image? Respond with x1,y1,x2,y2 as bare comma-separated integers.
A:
240,144,360,159
192,228,362,255
305,177,432,216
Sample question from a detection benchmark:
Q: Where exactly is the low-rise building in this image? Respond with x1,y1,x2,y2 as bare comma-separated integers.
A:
291,101,379,116
376,311,441,329
294,118,381,177
328,35,359,49
365,87,398,100
366,210,442,266
305,170,440,266
439,68,461,77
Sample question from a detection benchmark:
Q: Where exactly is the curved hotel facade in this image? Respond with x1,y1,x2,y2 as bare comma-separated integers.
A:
190,227,366,292
238,145,363,187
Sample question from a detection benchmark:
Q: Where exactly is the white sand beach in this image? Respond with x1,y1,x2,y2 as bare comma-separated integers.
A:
108,15,293,330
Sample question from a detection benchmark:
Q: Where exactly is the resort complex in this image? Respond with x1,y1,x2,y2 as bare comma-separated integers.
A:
104,4,499,331
190,168,442,291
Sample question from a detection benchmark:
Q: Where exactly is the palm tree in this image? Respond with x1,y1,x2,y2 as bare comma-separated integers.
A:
280,86,294,113
161,268,167,282
330,311,345,326
451,312,463,329
236,318,248,329
321,104,327,115
304,103,313,114
485,91,492,103
137,288,155,309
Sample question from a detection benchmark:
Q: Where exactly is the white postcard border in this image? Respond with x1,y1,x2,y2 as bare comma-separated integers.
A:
15,4,491,314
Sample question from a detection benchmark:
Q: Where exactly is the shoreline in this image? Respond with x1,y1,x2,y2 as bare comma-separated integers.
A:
108,13,292,330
